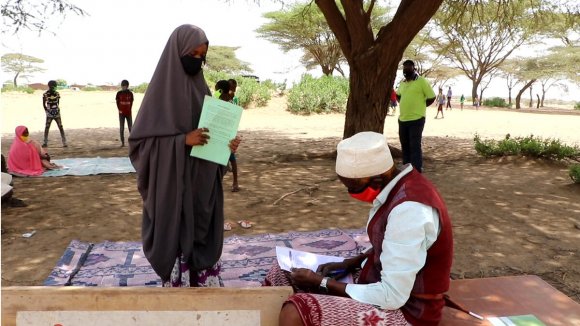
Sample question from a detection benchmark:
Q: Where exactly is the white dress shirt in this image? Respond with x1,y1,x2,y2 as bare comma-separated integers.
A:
345,164,441,310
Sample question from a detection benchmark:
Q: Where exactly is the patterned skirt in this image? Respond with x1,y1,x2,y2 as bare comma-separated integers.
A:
162,254,223,287
264,264,409,326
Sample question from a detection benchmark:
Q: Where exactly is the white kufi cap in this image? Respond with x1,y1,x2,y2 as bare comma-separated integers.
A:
335,131,394,178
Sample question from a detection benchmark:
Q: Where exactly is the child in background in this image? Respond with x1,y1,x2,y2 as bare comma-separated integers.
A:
435,88,445,119
115,80,134,147
228,79,239,106
460,94,465,110
213,80,240,193
42,80,67,148
214,80,232,102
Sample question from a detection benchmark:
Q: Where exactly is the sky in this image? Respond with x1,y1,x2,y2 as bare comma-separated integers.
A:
1,0,309,86
1,0,577,101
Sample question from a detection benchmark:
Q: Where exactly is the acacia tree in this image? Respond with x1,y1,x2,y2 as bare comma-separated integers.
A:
205,46,253,74
498,59,520,106
314,0,444,137
257,2,387,78
256,3,347,76
402,25,448,78
1,53,45,86
426,66,463,90
512,58,540,109
1,0,86,34
433,1,543,102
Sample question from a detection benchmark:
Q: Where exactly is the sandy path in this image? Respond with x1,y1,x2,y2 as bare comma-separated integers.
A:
2,91,579,146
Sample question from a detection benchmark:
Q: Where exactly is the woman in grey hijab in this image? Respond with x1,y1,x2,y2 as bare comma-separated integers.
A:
129,24,240,287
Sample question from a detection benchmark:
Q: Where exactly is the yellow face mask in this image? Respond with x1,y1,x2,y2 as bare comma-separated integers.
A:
20,136,29,143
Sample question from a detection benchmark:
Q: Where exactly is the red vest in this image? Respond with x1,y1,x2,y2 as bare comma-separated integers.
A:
358,169,453,326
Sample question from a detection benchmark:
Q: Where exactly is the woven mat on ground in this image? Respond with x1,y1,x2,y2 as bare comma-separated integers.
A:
44,229,369,287
39,157,135,177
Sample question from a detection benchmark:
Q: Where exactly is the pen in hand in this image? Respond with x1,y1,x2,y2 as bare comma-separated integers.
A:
327,269,347,279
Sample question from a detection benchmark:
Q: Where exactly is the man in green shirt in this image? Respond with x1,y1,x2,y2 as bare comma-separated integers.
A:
396,60,436,173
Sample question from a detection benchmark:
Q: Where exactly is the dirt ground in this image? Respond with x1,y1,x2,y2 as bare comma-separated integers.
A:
1,91,579,303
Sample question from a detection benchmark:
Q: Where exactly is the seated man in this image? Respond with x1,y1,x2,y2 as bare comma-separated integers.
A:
264,131,453,326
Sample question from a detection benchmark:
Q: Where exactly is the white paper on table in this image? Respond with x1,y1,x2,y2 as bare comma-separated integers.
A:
275,246,354,283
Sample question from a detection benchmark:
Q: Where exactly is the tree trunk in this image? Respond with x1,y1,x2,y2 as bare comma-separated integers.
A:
471,84,478,105
316,0,444,139
321,65,333,76
515,79,536,109
540,83,546,107
13,72,19,87
536,94,540,109
528,85,533,108
343,52,394,138
507,87,512,106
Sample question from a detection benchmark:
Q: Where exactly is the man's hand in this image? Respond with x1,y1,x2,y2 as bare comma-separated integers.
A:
185,128,210,146
317,257,360,277
290,268,323,288
229,136,242,153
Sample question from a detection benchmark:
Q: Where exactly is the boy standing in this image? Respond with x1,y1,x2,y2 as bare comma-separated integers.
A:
115,80,134,147
42,80,67,147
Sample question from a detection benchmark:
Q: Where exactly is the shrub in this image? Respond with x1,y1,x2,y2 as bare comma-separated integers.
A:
473,134,580,160
132,83,149,93
1,84,34,94
237,77,271,108
204,70,272,108
287,75,349,114
574,102,580,110
570,164,580,183
483,97,508,108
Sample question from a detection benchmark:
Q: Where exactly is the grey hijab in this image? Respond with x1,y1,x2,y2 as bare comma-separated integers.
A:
129,25,224,281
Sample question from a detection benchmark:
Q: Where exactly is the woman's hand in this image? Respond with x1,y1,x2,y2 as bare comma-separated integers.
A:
229,136,242,153
185,128,210,146
290,268,323,288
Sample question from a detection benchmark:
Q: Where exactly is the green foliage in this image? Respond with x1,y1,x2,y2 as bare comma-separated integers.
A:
575,102,580,110
82,86,102,91
570,164,580,183
237,78,271,108
256,1,387,76
483,97,508,108
55,79,67,87
206,46,252,74
204,70,271,108
1,84,34,94
287,75,349,114
132,83,149,94
473,134,580,160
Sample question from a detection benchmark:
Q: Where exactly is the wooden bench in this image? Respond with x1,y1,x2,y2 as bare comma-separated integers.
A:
1,286,293,326
441,275,580,325
3,276,578,325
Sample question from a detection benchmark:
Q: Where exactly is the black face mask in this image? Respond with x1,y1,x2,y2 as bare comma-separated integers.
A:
403,70,415,80
180,56,204,76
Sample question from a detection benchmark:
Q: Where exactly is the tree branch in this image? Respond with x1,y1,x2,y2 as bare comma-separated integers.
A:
315,0,352,60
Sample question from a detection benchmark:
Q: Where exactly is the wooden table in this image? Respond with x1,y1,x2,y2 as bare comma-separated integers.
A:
440,275,580,325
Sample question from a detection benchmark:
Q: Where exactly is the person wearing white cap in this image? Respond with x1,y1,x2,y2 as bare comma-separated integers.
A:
265,132,453,326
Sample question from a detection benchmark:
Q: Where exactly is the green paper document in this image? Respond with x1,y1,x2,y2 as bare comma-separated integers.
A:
488,314,545,326
190,95,243,166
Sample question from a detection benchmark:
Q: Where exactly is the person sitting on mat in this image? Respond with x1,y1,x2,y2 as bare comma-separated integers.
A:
7,126,60,176
264,131,453,326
